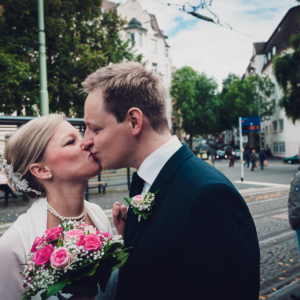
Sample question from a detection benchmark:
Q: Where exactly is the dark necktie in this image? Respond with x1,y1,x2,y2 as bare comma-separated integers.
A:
129,172,144,197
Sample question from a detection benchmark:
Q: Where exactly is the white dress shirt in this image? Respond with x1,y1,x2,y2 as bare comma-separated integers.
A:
137,136,182,193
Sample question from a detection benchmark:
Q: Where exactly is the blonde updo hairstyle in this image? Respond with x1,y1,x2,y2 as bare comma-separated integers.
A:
4,113,66,199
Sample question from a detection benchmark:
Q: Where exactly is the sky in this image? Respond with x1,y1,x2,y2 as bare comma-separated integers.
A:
122,0,297,89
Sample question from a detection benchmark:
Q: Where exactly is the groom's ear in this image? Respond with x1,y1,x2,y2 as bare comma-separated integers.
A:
128,108,143,136
30,163,52,180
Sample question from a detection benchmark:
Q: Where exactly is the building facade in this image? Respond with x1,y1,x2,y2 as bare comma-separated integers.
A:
246,6,300,158
103,0,173,128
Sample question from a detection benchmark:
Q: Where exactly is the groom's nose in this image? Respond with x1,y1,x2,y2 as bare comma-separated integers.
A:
82,130,94,150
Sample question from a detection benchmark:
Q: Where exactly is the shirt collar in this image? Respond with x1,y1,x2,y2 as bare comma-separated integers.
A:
137,136,182,187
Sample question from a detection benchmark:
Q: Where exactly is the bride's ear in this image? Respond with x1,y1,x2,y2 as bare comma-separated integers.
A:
30,163,51,180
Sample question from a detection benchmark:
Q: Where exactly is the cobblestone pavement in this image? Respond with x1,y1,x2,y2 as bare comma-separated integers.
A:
254,217,290,238
245,195,300,295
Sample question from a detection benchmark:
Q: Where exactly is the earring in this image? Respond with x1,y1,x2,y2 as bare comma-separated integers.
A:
49,174,52,178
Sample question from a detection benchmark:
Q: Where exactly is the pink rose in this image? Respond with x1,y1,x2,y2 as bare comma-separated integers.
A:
31,236,45,253
35,244,54,265
76,234,102,251
84,225,96,235
132,195,144,205
65,229,84,240
101,232,112,238
50,248,74,270
45,227,63,242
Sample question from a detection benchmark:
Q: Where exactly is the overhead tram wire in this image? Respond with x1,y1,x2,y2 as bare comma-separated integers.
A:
150,0,264,41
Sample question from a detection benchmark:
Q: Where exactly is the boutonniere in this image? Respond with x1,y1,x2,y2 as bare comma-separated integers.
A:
124,190,160,222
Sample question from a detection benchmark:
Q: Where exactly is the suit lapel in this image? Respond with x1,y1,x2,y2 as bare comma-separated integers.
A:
124,145,194,248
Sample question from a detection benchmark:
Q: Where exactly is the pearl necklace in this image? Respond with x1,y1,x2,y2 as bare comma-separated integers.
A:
47,201,87,222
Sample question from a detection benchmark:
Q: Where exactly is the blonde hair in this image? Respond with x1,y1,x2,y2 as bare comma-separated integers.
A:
82,61,169,132
4,113,66,198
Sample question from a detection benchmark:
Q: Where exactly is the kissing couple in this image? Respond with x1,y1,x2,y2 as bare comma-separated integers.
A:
0,62,260,300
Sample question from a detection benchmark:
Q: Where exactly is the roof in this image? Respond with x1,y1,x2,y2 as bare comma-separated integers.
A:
253,42,267,55
266,6,300,54
125,18,147,31
149,13,161,33
261,5,300,71
101,0,118,13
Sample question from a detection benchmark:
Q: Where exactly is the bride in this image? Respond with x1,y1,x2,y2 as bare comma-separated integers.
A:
0,114,117,300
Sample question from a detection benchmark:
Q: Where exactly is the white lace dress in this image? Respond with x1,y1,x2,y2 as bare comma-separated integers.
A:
0,198,118,300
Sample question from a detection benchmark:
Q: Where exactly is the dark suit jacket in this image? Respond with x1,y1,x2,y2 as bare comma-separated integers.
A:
117,145,260,300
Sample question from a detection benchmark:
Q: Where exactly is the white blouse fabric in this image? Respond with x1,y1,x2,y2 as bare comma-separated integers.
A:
0,198,113,300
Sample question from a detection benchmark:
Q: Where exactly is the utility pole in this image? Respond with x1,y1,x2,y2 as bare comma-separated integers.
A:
256,75,262,149
37,0,49,116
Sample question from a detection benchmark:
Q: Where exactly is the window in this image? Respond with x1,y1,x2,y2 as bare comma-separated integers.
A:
130,33,135,46
265,126,268,135
139,33,143,47
151,39,157,53
268,52,271,61
165,47,168,57
273,142,278,152
272,46,277,56
152,63,158,73
264,56,268,65
273,120,278,132
279,119,284,131
279,142,285,152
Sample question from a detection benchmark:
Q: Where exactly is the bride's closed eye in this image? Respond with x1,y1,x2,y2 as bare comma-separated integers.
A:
65,139,75,146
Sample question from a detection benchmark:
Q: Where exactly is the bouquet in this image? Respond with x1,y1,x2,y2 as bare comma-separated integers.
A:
21,221,130,300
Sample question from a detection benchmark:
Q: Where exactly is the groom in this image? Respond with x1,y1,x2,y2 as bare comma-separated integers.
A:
82,62,260,300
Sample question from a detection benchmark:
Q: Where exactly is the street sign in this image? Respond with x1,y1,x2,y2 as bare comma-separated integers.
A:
241,116,261,133
243,136,248,143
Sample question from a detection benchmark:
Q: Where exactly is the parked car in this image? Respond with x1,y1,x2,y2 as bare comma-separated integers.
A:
215,150,227,159
283,154,299,164
234,149,241,159
196,150,208,160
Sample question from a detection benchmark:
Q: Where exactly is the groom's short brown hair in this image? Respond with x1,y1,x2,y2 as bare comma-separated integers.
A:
82,61,169,132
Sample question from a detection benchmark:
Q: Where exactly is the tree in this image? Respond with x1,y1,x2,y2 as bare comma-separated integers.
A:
273,33,300,123
171,67,218,149
217,73,275,131
0,0,141,116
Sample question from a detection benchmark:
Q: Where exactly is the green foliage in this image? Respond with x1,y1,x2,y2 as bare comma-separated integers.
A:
217,73,275,130
273,32,300,123
171,66,218,148
0,0,141,116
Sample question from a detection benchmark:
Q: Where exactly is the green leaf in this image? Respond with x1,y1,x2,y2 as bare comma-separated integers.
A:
47,275,70,298
105,242,123,254
111,253,130,271
22,294,32,300
153,189,160,196
124,197,132,206
68,261,100,284
59,221,65,231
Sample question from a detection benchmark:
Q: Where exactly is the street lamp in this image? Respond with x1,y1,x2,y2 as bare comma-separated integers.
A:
249,66,266,150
